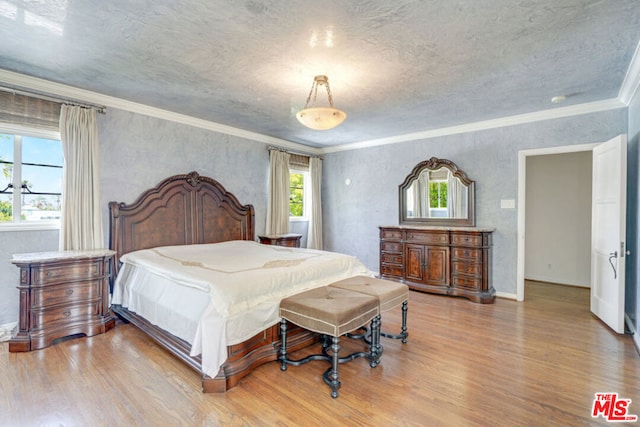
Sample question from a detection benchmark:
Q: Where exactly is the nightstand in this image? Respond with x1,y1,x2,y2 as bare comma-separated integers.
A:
9,249,116,352
258,233,302,248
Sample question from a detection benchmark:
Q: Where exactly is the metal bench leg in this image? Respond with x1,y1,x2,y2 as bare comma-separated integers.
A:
328,336,341,398
279,318,288,371
401,300,408,344
369,314,382,367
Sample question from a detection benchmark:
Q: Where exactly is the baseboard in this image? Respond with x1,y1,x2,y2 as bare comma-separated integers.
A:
525,275,590,288
0,322,16,342
623,314,640,356
495,291,517,300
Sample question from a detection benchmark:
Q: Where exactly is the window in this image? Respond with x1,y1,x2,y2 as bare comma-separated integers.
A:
289,169,309,220
429,180,448,210
0,129,63,225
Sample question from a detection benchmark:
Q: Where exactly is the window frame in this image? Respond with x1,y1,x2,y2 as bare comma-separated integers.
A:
289,168,310,221
0,123,62,232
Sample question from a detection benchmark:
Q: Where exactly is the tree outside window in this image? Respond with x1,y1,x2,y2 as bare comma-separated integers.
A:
289,172,304,217
429,181,448,209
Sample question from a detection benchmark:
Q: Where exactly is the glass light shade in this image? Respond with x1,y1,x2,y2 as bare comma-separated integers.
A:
296,107,347,130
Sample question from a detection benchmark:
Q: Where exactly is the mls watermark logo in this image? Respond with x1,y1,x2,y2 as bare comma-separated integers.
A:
592,393,638,422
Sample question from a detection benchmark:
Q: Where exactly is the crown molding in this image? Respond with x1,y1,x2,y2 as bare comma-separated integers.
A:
320,98,625,154
0,67,632,156
0,68,320,155
619,40,640,105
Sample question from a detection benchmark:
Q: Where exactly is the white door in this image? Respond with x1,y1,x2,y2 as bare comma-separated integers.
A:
591,134,626,333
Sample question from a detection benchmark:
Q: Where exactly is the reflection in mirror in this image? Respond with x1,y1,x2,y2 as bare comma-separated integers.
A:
405,168,468,219
400,157,475,226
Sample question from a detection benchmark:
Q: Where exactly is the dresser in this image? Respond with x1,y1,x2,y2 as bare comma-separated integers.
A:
380,226,495,303
9,249,116,352
258,233,302,248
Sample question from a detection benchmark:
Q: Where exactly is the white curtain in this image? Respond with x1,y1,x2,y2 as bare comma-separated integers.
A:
59,105,104,250
306,157,323,249
266,149,290,235
412,171,430,218
448,174,465,218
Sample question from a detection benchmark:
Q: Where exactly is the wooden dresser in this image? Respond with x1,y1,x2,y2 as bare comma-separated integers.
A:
379,226,495,303
258,233,302,248
9,249,116,352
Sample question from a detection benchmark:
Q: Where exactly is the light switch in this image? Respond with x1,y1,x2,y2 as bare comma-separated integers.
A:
501,199,515,209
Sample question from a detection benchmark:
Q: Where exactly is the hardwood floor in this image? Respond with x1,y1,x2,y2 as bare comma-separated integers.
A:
1,281,638,426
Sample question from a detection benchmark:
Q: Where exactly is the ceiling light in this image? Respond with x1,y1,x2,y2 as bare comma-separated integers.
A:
296,75,346,130
551,95,566,104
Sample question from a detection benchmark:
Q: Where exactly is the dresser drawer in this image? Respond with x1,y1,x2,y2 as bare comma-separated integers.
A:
451,275,482,290
405,230,449,245
380,229,402,240
451,247,482,261
451,233,483,247
381,265,403,278
452,261,481,276
31,301,101,329
32,261,103,285
381,241,402,253
381,253,403,264
31,281,102,308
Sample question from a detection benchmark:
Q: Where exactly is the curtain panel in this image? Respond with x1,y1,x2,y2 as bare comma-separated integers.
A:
59,105,104,250
266,149,290,235
306,157,323,250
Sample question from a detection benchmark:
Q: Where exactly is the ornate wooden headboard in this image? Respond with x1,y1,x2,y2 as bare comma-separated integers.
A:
108,171,255,271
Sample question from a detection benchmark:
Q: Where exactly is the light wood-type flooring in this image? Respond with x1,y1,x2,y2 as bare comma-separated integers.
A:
1,281,638,426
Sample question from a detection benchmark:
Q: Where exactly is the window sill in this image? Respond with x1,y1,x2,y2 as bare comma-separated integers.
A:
0,221,61,232
289,217,309,222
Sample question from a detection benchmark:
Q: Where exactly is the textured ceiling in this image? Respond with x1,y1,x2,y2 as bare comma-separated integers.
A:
1,0,639,148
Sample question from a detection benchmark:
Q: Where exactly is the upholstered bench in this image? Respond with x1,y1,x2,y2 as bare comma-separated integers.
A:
329,275,409,344
279,286,381,398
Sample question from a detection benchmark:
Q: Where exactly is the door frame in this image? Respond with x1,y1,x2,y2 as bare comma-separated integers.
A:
516,143,598,301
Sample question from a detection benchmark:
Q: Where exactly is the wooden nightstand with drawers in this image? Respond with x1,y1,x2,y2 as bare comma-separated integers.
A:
8,249,116,352
258,233,302,248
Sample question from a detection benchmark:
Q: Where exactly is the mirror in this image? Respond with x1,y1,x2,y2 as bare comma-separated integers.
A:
399,157,475,226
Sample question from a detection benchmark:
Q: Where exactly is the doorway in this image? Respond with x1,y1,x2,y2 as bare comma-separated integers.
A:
516,143,598,301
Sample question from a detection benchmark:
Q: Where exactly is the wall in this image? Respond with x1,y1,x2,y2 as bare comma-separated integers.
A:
627,87,639,348
98,109,270,237
322,109,627,297
0,104,634,326
525,152,592,287
0,230,58,328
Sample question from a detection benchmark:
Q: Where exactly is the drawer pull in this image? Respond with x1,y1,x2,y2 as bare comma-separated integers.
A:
63,310,71,317
46,271,52,277
65,289,74,295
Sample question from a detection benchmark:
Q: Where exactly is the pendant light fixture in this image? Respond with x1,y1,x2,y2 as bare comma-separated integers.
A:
296,75,346,130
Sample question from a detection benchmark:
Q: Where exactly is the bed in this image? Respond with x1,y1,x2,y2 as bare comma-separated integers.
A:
108,171,372,392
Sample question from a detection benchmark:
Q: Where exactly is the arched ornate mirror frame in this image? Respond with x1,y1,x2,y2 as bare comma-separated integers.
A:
399,157,475,227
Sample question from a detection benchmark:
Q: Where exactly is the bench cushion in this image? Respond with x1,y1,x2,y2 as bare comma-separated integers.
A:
329,276,409,312
279,287,379,337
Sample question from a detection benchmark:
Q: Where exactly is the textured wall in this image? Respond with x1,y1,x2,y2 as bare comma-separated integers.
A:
0,230,59,326
626,89,639,341
98,109,271,241
322,109,627,296
0,105,631,326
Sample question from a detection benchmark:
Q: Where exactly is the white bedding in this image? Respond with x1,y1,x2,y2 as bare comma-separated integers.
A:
111,240,373,377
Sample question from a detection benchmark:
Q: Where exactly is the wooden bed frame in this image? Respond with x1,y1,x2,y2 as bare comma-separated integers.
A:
108,171,314,392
